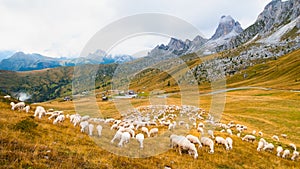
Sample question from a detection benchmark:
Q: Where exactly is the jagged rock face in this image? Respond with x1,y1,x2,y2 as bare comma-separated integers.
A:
211,15,243,40
227,0,300,50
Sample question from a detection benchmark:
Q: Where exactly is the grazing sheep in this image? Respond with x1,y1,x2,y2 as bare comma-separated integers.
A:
263,143,275,152
111,130,123,143
135,133,145,149
121,128,135,138
88,124,94,136
277,146,283,157
118,132,131,147
281,134,287,138
70,114,81,127
110,124,118,130
11,102,25,110
168,123,175,131
23,105,30,113
197,127,204,135
4,95,11,99
81,115,90,121
141,127,149,137
291,151,299,161
242,135,256,142
282,149,290,158
257,140,265,151
226,137,233,150
207,130,214,139
148,128,158,137
200,137,214,154
252,130,256,135
178,139,198,159
289,143,297,151
215,136,229,150
80,121,89,133
272,135,279,142
220,129,225,133
53,114,65,124
96,125,102,137
198,122,205,128
258,131,263,136
185,124,190,130
237,133,241,138
226,129,232,135
186,134,202,148
34,106,46,119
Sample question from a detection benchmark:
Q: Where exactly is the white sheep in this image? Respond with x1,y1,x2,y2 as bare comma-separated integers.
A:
23,105,30,113
96,125,102,137
80,121,89,133
252,130,256,135
226,137,233,150
178,139,198,159
272,135,279,142
148,128,158,137
237,133,241,138
111,130,123,143
207,130,214,139
282,149,290,158
34,106,46,119
263,143,274,151
198,122,205,128
141,127,149,137
277,146,283,157
200,137,214,154
242,135,256,142
186,134,202,148
289,143,297,151
11,102,25,110
81,115,90,121
135,133,145,149
226,129,232,135
215,136,229,150
118,132,131,147
110,124,118,130
70,114,81,127
88,124,94,136
197,127,204,135
258,131,263,136
53,114,65,124
257,140,265,151
291,151,299,161
4,95,11,99
281,134,287,138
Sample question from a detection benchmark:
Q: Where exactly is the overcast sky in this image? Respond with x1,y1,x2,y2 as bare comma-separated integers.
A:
0,0,271,57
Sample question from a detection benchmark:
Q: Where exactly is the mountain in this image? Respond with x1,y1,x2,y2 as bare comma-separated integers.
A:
210,15,243,40
0,50,14,62
0,50,134,71
226,0,300,50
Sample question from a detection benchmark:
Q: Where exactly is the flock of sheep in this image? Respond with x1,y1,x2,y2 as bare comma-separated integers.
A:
7,99,299,161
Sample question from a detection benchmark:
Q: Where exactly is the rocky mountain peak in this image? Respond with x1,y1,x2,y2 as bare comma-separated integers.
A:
211,15,243,40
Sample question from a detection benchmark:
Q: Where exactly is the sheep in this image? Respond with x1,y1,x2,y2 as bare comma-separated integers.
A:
198,122,205,128
226,129,232,135
200,137,214,154
257,138,267,151
291,151,299,161
70,114,81,127
263,143,274,152
111,130,123,143
121,128,135,138
88,124,94,136
11,102,25,110
197,127,204,135
252,130,256,135
141,127,149,136
81,115,90,121
48,111,64,120
118,132,131,147
258,131,263,136
207,130,214,139
96,125,102,137
170,134,181,148
289,143,297,151
53,114,65,124
281,134,287,138
110,124,118,130
226,137,233,150
220,129,225,133
185,124,190,130
135,133,145,149
80,121,89,133
178,139,198,159
34,106,46,119
242,135,256,142
23,105,30,113
237,133,241,138
282,149,290,158
277,146,283,157
148,128,158,137
4,95,11,99
168,123,175,131
272,135,279,142
215,136,229,150
186,134,202,148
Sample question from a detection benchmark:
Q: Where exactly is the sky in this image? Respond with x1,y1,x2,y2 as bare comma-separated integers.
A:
0,0,271,58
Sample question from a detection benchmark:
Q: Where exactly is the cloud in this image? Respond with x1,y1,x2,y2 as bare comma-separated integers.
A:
0,0,271,57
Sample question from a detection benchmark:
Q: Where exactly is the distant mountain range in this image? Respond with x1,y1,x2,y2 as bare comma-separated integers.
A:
0,50,134,71
0,0,299,72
